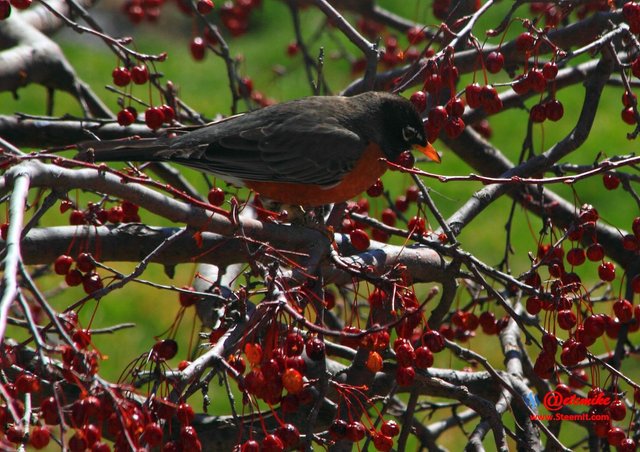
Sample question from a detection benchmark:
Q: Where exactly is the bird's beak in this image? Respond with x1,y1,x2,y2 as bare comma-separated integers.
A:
414,142,440,163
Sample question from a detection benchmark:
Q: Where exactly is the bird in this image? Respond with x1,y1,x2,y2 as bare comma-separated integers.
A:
77,91,439,207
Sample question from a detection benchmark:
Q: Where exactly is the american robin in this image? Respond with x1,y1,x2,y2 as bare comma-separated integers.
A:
78,91,439,206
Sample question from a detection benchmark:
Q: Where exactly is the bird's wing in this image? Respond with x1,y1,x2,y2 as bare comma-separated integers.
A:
166,113,368,186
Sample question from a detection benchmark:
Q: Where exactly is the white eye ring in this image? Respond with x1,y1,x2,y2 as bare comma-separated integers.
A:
402,125,418,142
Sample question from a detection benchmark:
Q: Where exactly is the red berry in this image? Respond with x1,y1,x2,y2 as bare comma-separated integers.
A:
381,208,396,226
152,339,178,361
346,421,366,442
282,367,303,394
545,99,564,121
423,330,445,352
54,254,74,275
241,439,260,452
515,32,535,52
566,248,585,266
396,366,415,386
176,403,195,425
196,0,214,13
395,342,415,367
6,425,25,444
367,179,384,197
107,206,124,223
530,104,546,123
0,0,11,19
69,210,86,225
406,185,420,202
350,229,370,251
446,97,465,117
65,269,83,286
607,427,626,447
428,106,448,129
286,41,299,56
178,286,199,308
623,91,637,107
465,83,482,109
10,0,30,9
586,243,604,261
207,187,225,206
40,397,60,425
527,70,546,93
619,438,637,452
485,51,504,73
111,67,131,86
76,252,95,272
414,346,433,368
609,398,626,421
444,115,465,138
526,296,541,315
180,425,201,450
623,234,639,251
29,426,50,449
584,315,605,337
239,77,253,96
408,215,426,235
614,299,634,322
83,424,101,446
381,420,400,437
329,419,348,440
130,65,149,84
371,432,393,451
634,217,640,238
557,309,576,330
190,36,206,61
407,26,425,43
72,329,92,348
305,337,325,361
143,422,163,446
276,423,300,448
259,434,282,452
116,109,135,126
409,91,427,112
68,430,88,451
145,107,165,130
285,332,304,356
394,150,414,169
479,85,502,113
602,173,620,190
82,272,103,294
598,261,615,281
542,61,558,80
161,104,175,122
395,195,409,212
621,107,637,125
15,372,40,393
371,228,390,242
632,275,640,293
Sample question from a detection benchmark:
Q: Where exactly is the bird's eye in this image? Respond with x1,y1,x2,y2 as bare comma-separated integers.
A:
402,125,418,142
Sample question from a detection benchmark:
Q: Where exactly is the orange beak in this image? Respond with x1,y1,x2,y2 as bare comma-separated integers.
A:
414,142,440,163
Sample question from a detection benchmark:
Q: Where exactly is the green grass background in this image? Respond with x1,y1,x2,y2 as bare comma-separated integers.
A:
2,0,639,449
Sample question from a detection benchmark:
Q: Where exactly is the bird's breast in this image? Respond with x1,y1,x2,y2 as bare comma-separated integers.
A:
245,143,388,206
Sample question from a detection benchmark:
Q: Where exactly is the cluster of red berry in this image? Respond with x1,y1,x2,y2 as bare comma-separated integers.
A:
46,199,141,298
2,326,202,450
112,65,176,130
519,203,640,447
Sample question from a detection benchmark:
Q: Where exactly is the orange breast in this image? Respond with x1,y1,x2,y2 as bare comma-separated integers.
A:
245,144,387,206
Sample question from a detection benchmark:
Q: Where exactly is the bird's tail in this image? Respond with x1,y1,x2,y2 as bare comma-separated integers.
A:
75,136,171,163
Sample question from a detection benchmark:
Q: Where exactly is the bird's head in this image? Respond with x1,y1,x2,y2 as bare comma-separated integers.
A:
370,92,440,164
